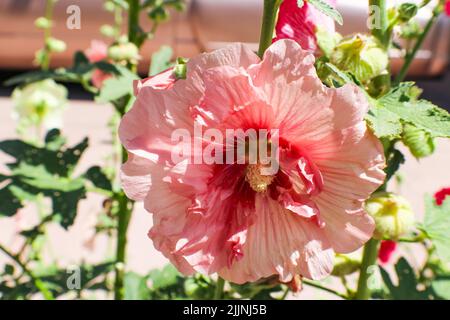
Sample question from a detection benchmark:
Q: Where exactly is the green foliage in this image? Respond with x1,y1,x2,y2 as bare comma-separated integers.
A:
307,0,343,25
149,45,173,76
124,272,151,299
432,276,450,299
96,66,139,103
398,3,419,23
0,129,110,229
4,51,120,89
367,82,450,141
380,258,437,300
384,147,405,182
0,262,114,300
423,195,450,263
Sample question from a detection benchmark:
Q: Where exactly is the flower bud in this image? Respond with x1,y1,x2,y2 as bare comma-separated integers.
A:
174,57,188,79
402,123,435,158
46,37,67,53
398,3,419,23
400,20,421,40
331,254,360,277
365,192,415,240
100,24,116,38
35,17,52,29
108,42,140,63
330,34,389,84
103,1,115,12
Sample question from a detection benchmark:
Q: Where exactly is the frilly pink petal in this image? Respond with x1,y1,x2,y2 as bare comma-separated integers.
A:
119,39,385,283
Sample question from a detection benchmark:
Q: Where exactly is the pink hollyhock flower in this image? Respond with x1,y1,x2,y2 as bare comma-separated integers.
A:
445,1,450,17
119,39,385,283
84,40,112,88
434,187,450,206
378,240,397,264
274,0,337,52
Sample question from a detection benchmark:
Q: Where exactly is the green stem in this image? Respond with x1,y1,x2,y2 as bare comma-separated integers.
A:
127,0,140,45
393,5,440,85
41,0,56,71
302,279,347,299
257,0,282,58
113,193,133,300
369,0,389,48
0,244,54,300
214,277,225,300
113,0,140,300
355,238,380,300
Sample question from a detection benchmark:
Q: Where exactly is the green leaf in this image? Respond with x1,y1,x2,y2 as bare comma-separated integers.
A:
384,148,405,182
380,257,435,300
0,187,23,216
124,272,150,300
432,276,450,299
315,60,359,88
307,0,343,25
149,45,173,76
148,264,180,290
96,66,139,103
366,105,402,139
315,27,340,57
423,195,450,263
84,166,112,191
366,83,450,139
0,130,90,228
45,129,66,151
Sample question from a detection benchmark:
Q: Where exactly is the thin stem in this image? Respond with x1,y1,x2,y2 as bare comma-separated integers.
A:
41,0,56,71
113,193,133,300
113,0,140,300
0,244,54,300
257,0,281,58
369,0,389,48
214,277,225,300
280,286,289,300
127,0,140,45
393,6,440,85
355,238,380,300
302,279,347,299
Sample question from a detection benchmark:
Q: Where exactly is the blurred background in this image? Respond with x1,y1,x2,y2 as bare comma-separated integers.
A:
0,0,449,299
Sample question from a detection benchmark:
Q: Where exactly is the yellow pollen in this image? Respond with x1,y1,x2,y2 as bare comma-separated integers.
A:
245,164,275,193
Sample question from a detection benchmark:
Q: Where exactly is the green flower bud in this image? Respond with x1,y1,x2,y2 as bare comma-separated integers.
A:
315,27,342,57
103,1,115,12
330,34,389,84
100,24,116,38
402,123,435,158
12,79,67,130
365,192,415,240
174,57,187,79
400,20,422,40
331,254,360,277
35,17,52,29
46,37,67,53
108,42,140,62
398,3,419,23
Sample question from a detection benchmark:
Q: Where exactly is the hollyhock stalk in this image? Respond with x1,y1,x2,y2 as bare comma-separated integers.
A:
258,0,283,58
113,0,139,301
394,1,443,85
354,0,388,300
